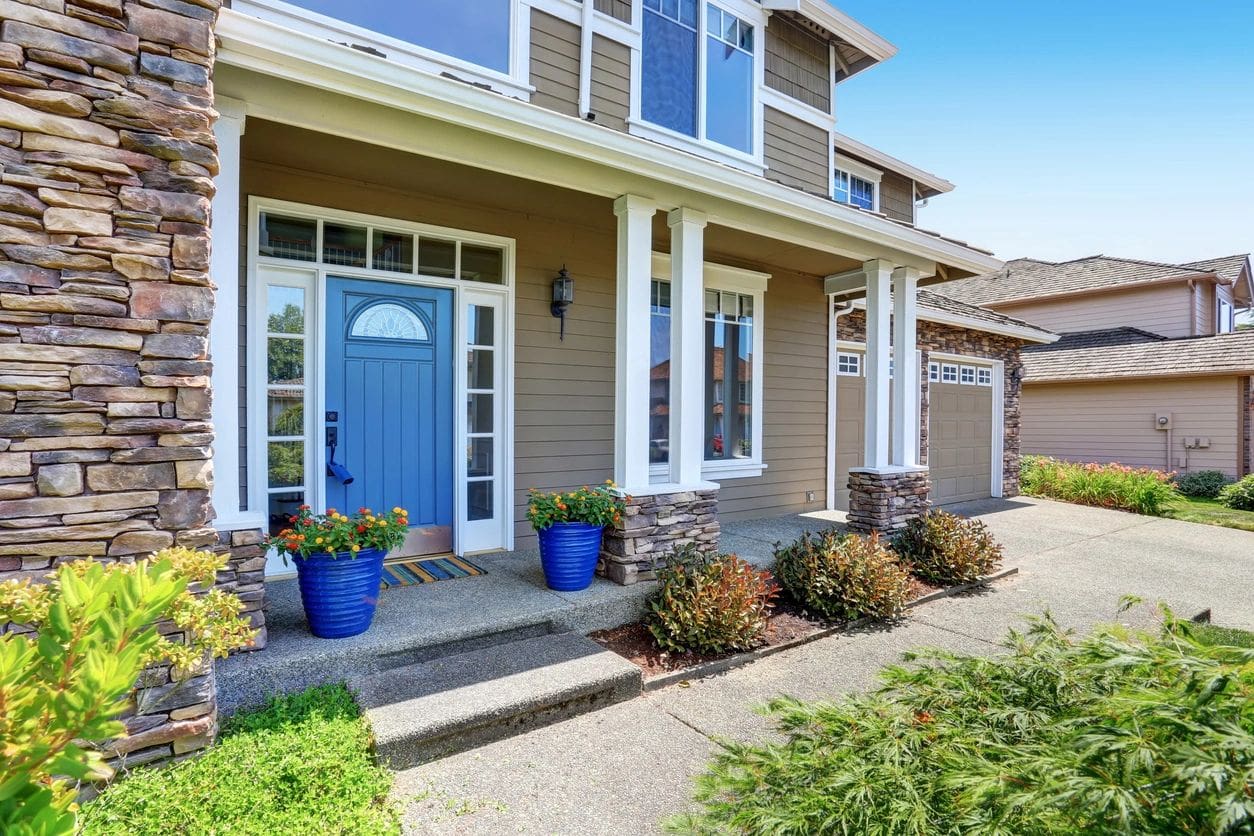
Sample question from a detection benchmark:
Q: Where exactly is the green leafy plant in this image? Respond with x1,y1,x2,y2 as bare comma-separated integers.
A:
670,610,1254,835
891,509,1003,585
772,530,911,622
526,481,627,530
1218,474,1254,511
80,683,398,835
265,505,410,560
648,545,777,654
1173,469,1233,499
0,550,257,836
1021,454,1179,515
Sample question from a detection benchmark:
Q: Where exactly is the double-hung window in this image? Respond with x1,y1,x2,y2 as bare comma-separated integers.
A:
641,0,758,158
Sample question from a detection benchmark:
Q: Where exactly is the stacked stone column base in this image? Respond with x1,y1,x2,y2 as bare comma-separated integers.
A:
846,469,931,533
213,529,268,651
599,488,719,585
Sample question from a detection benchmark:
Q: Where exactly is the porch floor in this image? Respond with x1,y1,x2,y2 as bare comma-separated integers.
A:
215,511,845,714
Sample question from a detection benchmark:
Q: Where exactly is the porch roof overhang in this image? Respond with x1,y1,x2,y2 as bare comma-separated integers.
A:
215,9,1001,279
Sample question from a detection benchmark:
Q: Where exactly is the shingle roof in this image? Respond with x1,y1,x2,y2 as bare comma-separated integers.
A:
1181,254,1250,285
939,254,1244,306
1028,327,1166,352
917,290,1054,340
1022,329,1254,383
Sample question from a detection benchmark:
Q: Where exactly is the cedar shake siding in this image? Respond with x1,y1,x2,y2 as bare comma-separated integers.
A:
879,170,914,224
764,107,831,196
589,34,631,132
764,15,831,112
1022,378,1243,477
529,11,582,118
594,0,632,23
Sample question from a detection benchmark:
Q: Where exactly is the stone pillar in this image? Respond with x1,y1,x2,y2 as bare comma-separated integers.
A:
846,469,930,534
0,0,225,760
599,487,719,585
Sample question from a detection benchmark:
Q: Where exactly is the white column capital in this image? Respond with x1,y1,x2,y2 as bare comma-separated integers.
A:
613,194,657,218
891,265,921,284
667,206,708,229
214,95,248,129
862,258,896,276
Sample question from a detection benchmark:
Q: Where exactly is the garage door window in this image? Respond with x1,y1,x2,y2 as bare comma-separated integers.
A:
977,367,993,386
960,365,977,385
928,361,940,382
837,352,861,376
941,363,958,383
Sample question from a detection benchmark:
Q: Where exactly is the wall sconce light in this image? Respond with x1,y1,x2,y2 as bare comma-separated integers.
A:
551,266,574,340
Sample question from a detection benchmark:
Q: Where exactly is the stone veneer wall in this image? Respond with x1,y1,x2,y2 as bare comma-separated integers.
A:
839,311,1027,497
846,468,930,534
0,0,228,760
599,488,719,585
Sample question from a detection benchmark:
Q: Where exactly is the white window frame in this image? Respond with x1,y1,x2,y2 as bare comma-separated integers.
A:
629,0,768,175
833,153,882,212
836,351,862,377
1218,296,1234,334
977,367,993,387
647,253,769,481
928,361,940,382
960,365,977,385
940,363,959,383
231,0,534,99
247,198,516,574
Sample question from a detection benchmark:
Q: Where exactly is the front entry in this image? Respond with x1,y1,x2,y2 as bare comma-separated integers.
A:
326,277,455,556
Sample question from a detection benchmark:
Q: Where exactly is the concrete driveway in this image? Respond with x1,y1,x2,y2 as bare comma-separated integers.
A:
392,497,1254,835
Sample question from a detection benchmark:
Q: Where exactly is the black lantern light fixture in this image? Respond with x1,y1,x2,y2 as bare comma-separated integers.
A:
551,266,574,340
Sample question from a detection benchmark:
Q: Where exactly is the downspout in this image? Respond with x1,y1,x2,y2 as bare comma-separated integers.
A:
578,0,595,119
825,297,856,510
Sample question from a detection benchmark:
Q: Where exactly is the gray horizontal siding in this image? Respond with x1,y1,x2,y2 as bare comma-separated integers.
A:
765,16,831,113
589,34,630,132
530,11,581,118
764,107,830,196
594,0,631,23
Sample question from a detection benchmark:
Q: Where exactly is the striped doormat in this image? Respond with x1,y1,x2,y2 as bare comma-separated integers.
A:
379,555,488,589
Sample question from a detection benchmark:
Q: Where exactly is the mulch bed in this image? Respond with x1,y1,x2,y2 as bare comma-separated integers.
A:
591,576,943,678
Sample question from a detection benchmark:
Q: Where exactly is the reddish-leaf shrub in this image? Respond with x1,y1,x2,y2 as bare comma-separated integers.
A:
772,530,910,622
648,545,777,654
891,509,1003,585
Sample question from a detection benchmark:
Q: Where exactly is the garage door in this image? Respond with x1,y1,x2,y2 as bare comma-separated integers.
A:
928,361,994,504
834,351,994,510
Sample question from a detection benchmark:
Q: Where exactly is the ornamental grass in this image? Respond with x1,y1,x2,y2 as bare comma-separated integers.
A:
1020,455,1179,515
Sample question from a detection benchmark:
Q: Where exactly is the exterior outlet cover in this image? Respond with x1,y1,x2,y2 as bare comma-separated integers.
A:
1154,412,1172,430
806,490,816,502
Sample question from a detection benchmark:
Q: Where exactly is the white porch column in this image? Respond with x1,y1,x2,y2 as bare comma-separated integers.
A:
209,98,249,529
667,207,707,486
613,195,656,489
863,259,893,471
891,266,921,467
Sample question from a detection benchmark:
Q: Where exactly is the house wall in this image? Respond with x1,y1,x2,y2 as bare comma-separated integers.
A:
764,107,831,197
529,11,582,118
764,15,831,112
1021,377,1242,477
995,283,1194,338
589,34,631,132
594,0,632,23
879,171,914,224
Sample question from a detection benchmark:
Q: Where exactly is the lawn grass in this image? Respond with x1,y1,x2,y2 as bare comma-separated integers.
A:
1164,495,1254,532
79,683,398,836
1191,622,1254,648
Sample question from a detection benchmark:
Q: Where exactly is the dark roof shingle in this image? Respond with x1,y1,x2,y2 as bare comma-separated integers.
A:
1022,329,1254,383
917,290,1054,340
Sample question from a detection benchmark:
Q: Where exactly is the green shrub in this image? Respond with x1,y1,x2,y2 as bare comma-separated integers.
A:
1021,454,1179,515
1173,469,1233,498
648,545,777,654
671,612,1254,835
891,509,1003,585
772,530,911,622
0,550,256,836
80,683,398,835
1218,474,1254,511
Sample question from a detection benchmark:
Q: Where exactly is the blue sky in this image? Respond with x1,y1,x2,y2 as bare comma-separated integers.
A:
832,2,1254,268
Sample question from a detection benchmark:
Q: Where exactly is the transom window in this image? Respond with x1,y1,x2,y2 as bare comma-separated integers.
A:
349,302,429,341
281,0,511,73
834,169,876,211
641,0,756,155
941,363,959,383
837,352,862,377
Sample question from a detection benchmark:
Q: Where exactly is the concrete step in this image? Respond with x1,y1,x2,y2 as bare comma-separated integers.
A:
352,631,642,769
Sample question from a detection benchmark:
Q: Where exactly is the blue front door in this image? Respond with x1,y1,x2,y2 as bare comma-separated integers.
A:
326,277,454,555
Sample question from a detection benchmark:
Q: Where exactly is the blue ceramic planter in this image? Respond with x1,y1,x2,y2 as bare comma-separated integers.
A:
293,548,386,639
537,522,604,591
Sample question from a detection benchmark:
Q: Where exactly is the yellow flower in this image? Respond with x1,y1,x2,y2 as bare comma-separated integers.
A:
351,544,360,552
392,507,404,514
315,537,324,545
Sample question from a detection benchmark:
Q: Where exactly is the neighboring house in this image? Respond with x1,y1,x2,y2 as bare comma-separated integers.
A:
942,255,1254,477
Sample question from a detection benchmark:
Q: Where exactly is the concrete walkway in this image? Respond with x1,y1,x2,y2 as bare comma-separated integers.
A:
392,498,1254,835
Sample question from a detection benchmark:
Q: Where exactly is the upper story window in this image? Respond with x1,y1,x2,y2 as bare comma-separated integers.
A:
1218,297,1234,333
834,169,876,211
641,0,757,156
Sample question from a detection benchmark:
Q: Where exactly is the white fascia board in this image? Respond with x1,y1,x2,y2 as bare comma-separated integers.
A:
215,9,998,275
847,299,1058,344
763,0,896,63
834,132,954,196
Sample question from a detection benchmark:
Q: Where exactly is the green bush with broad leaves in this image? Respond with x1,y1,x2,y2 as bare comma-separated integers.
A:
670,609,1254,835
0,550,257,836
1021,455,1179,515
1219,474,1254,511
772,530,911,622
891,508,1003,586
648,545,777,654
1173,469,1233,499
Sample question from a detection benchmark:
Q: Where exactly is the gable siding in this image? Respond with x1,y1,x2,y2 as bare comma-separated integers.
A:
764,15,831,112
594,0,632,22
530,11,581,118
996,284,1194,338
764,107,830,196
879,171,914,224
589,34,631,132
